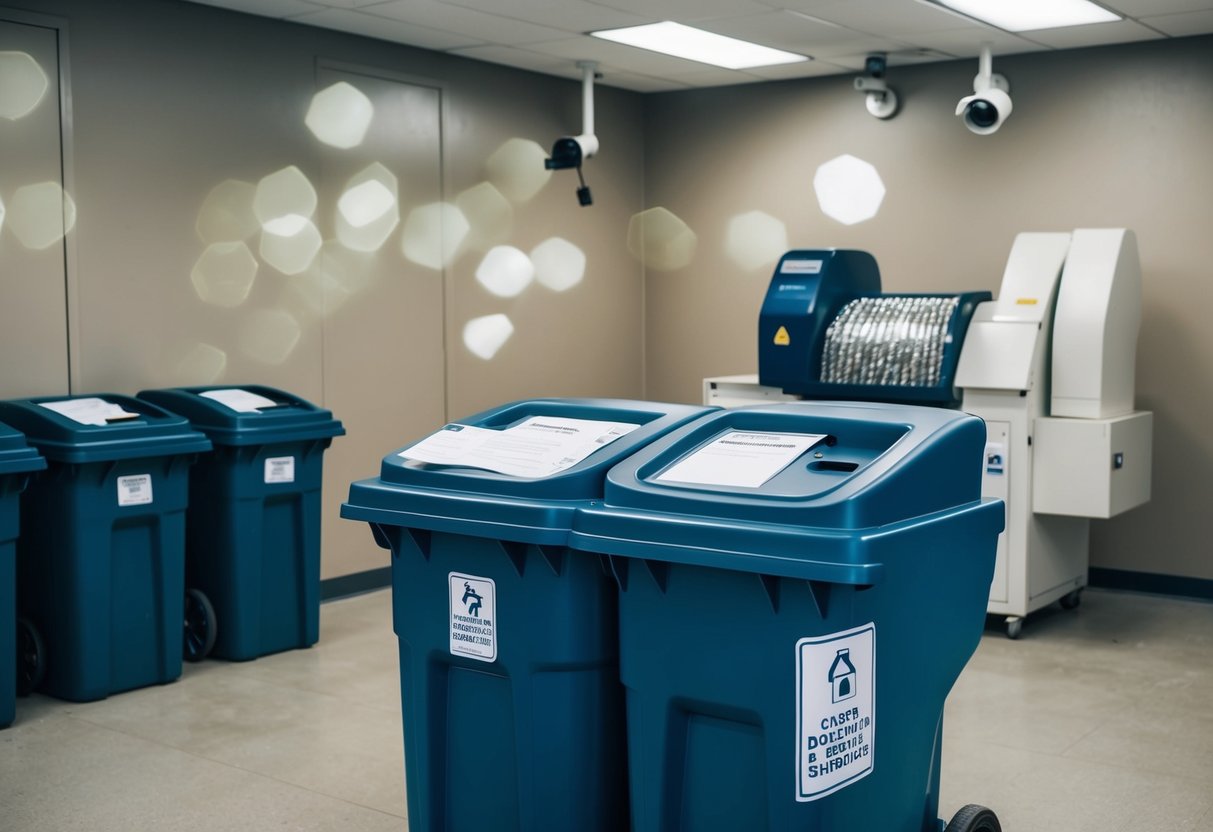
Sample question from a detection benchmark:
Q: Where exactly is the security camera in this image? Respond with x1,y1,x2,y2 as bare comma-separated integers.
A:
544,133,599,171
957,45,1012,135
854,54,898,119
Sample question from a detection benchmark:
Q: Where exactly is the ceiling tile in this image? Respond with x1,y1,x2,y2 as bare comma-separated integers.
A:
288,7,486,48
595,70,692,92
360,0,572,43
695,10,874,53
448,44,578,75
288,0,388,7
186,0,328,17
1137,11,1213,36
903,27,1049,58
1021,18,1166,48
1101,0,1213,15
589,0,779,23
523,34,720,75
439,0,654,31
801,0,980,35
743,58,857,79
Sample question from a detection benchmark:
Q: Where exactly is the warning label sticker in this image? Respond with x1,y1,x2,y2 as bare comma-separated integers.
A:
796,623,876,802
117,474,153,507
449,573,497,663
264,456,296,484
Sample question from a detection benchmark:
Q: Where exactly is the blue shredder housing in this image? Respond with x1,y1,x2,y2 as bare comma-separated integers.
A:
137,386,344,661
341,398,713,832
0,423,46,728
758,249,990,406
570,401,1004,832
0,395,211,702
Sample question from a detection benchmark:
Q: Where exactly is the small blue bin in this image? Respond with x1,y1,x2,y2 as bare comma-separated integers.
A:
0,422,45,728
137,386,344,661
341,398,712,832
0,395,211,702
570,401,1004,832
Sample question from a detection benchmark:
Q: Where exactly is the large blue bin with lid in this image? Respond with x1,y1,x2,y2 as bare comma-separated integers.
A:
137,386,344,661
570,401,1004,832
1,422,46,728
0,395,211,702
341,398,713,832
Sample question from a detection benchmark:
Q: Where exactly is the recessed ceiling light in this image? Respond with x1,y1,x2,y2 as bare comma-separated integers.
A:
931,0,1120,32
590,21,808,70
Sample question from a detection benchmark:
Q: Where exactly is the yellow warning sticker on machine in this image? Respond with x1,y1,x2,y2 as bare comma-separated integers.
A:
1015,298,1038,305
774,326,791,346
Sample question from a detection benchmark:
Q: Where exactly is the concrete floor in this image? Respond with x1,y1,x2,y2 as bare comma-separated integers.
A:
1,587,1211,830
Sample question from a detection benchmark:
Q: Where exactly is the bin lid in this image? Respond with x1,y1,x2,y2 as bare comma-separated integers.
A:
0,395,212,464
342,398,713,545
569,401,1003,584
137,386,345,446
0,421,46,476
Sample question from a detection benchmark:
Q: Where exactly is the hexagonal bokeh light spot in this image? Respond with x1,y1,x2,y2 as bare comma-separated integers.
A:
476,246,534,298
725,210,789,271
626,207,697,272
531,237,586,292
813,154,886,226
253,166,317,235
463,314,514,361
191,241,259,307
0,51,49,120
239,309,302,365
7,182,77,250
259,219,322,275
456,181,513,251
485,138,552,204
174,343,227,384
336,163,399,253
196,179,259,244
305,81,374,150
401,202,470,270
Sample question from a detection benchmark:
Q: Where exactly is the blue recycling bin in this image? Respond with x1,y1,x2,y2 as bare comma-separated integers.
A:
341,398,712,832
0,422,46,728
137,386,344,661
569,402,1004,832
0,395,211,702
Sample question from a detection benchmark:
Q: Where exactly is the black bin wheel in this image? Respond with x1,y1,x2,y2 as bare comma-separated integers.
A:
16,617,46,696
946,804,1002,832
184,588,218,662
1060,588,1083,610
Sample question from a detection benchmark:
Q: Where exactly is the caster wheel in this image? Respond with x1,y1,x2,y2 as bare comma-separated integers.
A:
184,588,217,662
1005,617,1023,640
16,617,46,696
1060,588,1083,610
946,803,1002,832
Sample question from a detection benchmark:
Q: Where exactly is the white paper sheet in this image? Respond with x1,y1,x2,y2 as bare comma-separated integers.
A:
199,388,279,413
656,431,826,488
400,415,640,479
39,397,141,426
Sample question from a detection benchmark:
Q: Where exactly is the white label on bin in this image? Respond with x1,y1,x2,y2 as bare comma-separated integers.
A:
40,397,140,426
796,623,876,802
449,573,497,662
656,431,826,489
264,456,296,484
200,388,278,413
401,416,640,479
117,474,154,507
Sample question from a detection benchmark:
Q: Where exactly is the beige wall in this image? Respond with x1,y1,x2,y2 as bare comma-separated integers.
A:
642,36,1213,582
1,0,646,579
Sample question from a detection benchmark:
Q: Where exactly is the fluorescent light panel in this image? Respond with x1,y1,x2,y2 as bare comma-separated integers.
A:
590,21,807,70
933,0,1120,31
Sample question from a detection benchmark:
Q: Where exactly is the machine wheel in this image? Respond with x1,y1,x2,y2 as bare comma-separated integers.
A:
1005,617,1023,640
1060,588,1083,610
183,588,217,662
16,617,46,696
945,804,1002,832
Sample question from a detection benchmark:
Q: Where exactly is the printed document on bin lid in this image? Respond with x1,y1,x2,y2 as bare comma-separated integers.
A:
399,415,640,479
656,431,827,488
39,397,141,426
199,388,279,413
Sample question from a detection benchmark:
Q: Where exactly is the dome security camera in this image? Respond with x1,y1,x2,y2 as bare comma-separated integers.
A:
957,45,1012,135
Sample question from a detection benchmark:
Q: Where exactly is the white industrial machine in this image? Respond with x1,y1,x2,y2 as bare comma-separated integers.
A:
709,229,1153,637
